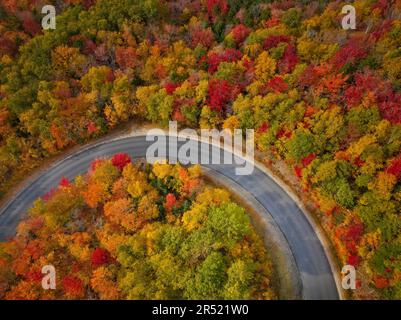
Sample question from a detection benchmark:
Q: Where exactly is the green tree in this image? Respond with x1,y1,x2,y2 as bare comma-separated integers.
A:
184,252,227,299
286,130,316,162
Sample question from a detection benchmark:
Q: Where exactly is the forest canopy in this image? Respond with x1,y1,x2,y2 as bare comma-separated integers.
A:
0,0,401,299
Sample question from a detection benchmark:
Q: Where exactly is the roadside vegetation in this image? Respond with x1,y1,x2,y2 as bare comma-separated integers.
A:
0,154,276,299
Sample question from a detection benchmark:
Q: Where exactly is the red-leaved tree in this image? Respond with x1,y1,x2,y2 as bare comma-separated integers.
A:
111,153,131,171
207,79,233,112
386,155,401,180
165,193,177,211
62,276,85,298
91,248,111,268
231,24,251,44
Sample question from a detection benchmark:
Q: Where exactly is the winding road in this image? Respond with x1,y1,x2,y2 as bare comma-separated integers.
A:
0,134,340,300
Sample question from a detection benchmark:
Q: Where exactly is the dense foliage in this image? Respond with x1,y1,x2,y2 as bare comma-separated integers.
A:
0,154,275,299
1,0,401,298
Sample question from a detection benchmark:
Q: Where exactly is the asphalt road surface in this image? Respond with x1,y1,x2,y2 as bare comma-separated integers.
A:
0,135,340,300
